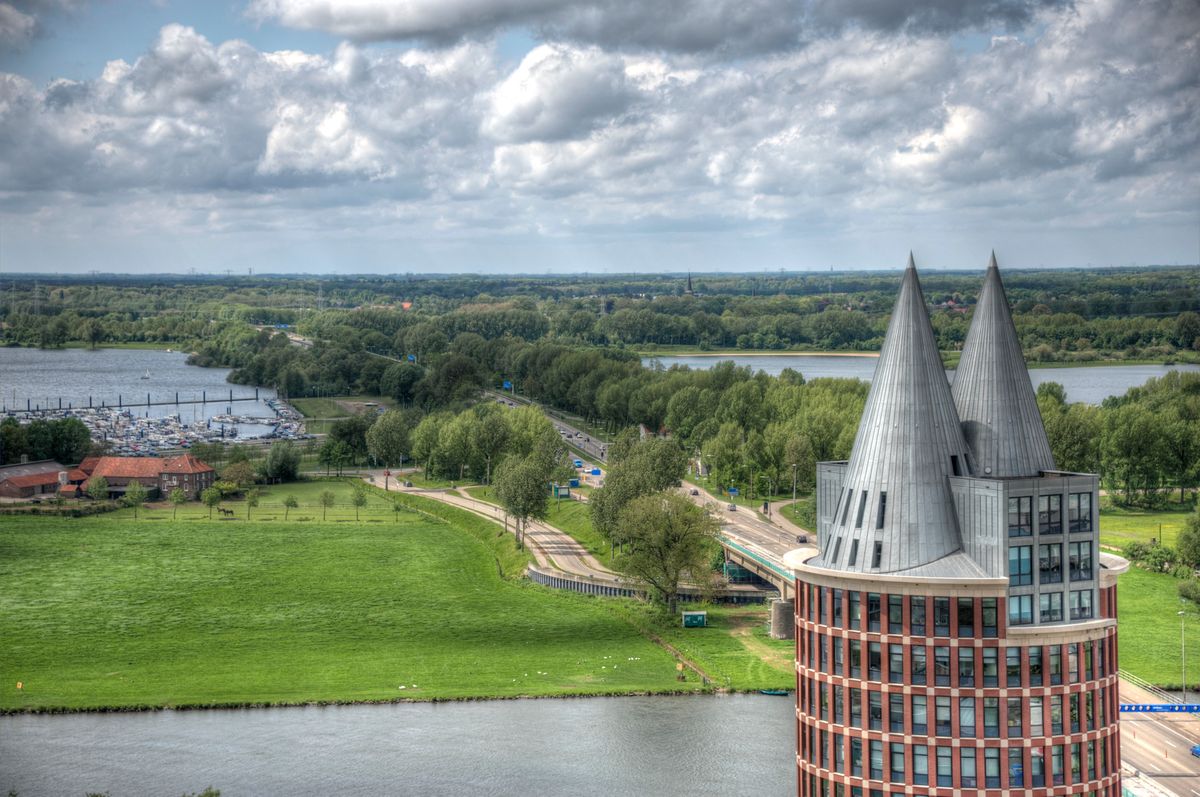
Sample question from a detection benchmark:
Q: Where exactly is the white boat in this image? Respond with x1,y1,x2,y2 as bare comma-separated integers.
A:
140,371,150,380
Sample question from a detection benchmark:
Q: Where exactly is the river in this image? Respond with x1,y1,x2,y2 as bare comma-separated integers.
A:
0,694,795,796
0,347,279,438
642,354,1200,405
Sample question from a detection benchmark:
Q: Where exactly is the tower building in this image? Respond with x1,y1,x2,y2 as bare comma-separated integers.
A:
786,254,1124,797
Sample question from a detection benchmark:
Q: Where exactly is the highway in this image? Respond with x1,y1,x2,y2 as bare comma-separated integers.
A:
1120,682,1200,795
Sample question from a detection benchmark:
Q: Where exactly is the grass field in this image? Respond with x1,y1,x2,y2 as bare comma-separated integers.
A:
290,395,395,435
1099,504,1193,550
465,487,615,567
0,490,711,712
1117,567,1200,687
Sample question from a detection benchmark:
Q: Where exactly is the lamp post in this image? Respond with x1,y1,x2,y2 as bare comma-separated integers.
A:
791,463,798,504
1180,610,1188,703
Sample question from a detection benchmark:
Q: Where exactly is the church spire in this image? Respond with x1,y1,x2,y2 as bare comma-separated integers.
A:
816,255,973,574
952,252,1055,477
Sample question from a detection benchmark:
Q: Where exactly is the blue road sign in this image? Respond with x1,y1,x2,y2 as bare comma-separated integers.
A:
407,354,416,362
591,468,601,476
728,487,739,496
503,380,513,390
1120,704,1200,713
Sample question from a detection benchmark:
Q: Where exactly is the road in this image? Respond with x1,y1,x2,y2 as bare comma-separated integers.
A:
483,390,609,463
1120,681,1200,795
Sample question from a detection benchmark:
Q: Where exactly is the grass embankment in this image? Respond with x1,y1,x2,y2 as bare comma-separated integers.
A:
0,487,708,712
465,486,615,567
1099,503,1191,550
1117,567,1200,687
290,395,395,435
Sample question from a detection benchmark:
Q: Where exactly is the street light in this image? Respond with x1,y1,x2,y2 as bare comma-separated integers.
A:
791,463,798,504
1181,610,1188,703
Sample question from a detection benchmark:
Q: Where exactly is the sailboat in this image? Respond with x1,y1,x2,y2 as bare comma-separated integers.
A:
140,370,150,380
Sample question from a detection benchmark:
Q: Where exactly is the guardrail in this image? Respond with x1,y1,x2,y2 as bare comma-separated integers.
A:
720,536,795,583
1119,669,1181,704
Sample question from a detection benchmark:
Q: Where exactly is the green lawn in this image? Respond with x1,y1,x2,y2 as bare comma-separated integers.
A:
1117,567,1200,687
1099,505,1192,550
114,479,399,523
291,395,395,434
0,493,705,712
465,487,615,567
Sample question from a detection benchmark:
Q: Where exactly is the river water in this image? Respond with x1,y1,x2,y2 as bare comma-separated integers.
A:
0,347,279,437
0,694,795,796
642,354,1200,405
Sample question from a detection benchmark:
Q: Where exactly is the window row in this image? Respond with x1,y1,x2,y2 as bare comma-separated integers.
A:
1009,541,1093,586
802,589,999,637
802,775,1117,797
1008,492,1093,537
799,634,1113,688
801,734,1114,791
800,682,1115,738
1007,589,1094,626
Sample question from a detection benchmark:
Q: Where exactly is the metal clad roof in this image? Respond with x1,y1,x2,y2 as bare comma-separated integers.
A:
814,255,973,574
952,253,1056,478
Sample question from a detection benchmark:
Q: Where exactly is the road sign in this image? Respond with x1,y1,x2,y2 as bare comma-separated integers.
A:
407,354,416,362
682,611,707,628
1119,704,1200,712
728,487,739,496
503,380,513,390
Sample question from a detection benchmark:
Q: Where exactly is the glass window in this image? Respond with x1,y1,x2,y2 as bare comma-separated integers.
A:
983,697,1000,738
982,647,998,687
848,591,860,630
958,647,975,686
833,685,844,725
1069,492,1093,533
1052,745,1065,785
911,646,927,685
1071,742,1082,781
821,682,829,721
1070,542,1093,582
888,645,903,683
889,693,904,732
1029,646,1043,686
936,747,952,787
867,593,881,632
834,637,844,676
1049,645,1063,685
1030,696,1044,735
1039,494,1062,534
985,748,1001,788
1068,643,1079,683
911,694,927,734
1031,746,1046,787
871,541,882,569
868,642,881,680
834,732,844,773
935,696,952,736
869,691,882,730
821,637,829,671
910,596,926,635
1009,748,1025,788
1006,647,1022,687
934,597,950,635
913,745,929,786
1008,495,1033,536
934,646,951,686
855,489,868,529
869,740,883,780
960,748,977,788
1069,693,1081,733
889,743,905,783
1009,545,1033,586
850,737,863,777
888,594,903,632
1008,594,1033,625
957,597,974,636
1007,697,1023,737
1039,543,1063,584
1040,592,1063,623
832,589,843,627
981,597,998,637
876,491,887,530
850,639,862,678
851,688,862,728
959,697,976,737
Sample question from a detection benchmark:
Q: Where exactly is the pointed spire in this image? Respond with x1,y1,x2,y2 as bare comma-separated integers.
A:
952,253,1055,477
907,251,916,270
816,255,973,574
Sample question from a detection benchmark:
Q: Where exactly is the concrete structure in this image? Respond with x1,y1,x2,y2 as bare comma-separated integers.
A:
786,255,1124,797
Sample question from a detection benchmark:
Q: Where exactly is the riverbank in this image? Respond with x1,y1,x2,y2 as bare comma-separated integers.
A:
0,484,791,714
638,346,1197,369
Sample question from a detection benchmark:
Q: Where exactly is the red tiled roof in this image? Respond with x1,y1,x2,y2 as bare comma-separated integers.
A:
162,454,214,475
90,457,165,479
2,472,61,488
78,457,100,474
59,484,80,496
67,469,88,482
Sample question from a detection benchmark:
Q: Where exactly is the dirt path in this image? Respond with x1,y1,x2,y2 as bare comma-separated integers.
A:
726,612,794,672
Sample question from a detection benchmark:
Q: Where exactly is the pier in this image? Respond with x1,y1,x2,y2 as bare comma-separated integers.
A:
3,388,263,415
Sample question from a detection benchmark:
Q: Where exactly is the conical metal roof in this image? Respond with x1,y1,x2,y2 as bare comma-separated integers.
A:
952,253,1056,478
815,255,974,574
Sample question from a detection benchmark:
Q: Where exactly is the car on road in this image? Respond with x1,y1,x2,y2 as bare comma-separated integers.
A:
1191,743,1200,758
796,534,809,544
727,503,737,511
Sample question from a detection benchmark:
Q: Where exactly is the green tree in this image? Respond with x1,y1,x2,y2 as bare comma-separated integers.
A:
169,486,187,520
245,488,261,520
201,487,222,519
318,439,353,476
1176,509,1200,569
352,482,368,521
617,491,720,613
222,461,257,489
86,475,109,501
471,404,510,484
320,489,336,521
284,494,298,520
590,436,687,554
263,440,300,483
493,457,549,548
366,410,410,467
123,480,149,520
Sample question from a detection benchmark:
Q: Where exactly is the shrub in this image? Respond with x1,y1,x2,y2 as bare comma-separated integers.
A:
1180,579,1200,606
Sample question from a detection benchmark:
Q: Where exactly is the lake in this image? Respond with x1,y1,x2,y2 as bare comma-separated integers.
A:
0,347,279,437
642,354,1200,405
0,694,795,796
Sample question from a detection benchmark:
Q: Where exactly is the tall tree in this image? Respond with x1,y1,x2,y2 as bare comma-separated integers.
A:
617,492,719,613
123,480,149,520
493,457,549,549
201,486,221,519
320,489,336,521
264,440,300,483
366,410,411,468
86,475,109,502
169,486,187,520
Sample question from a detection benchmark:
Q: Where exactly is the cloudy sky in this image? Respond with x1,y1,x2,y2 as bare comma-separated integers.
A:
0,0,1196,274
